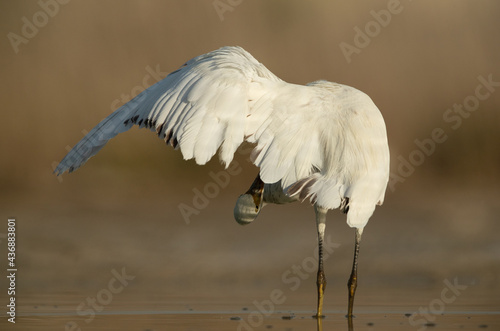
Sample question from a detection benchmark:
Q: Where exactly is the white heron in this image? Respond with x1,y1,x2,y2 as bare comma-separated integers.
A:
55,46,390,319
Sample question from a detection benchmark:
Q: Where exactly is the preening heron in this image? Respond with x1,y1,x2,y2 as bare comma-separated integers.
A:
55,46,390,319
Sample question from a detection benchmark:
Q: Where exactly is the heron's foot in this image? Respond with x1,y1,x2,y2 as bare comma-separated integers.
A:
314,285,326,319
347,273,357,317
315,270,327,318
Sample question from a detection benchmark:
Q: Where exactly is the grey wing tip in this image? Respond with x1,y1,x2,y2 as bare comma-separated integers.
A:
53,164,67,176
53,159,79,176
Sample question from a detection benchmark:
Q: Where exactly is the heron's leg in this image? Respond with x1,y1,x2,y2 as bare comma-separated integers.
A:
314,205,328,319
347,228,363,318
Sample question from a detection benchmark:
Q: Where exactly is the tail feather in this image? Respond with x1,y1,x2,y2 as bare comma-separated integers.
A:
287,173,345,210
287,173,321,202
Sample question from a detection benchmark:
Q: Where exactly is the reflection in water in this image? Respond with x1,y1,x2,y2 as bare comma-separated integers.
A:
347,315,354,331
315,315,355,331
316,316,323,331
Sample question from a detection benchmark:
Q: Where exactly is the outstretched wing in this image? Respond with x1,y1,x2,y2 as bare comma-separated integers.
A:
55,46,331,190
55,46,276,174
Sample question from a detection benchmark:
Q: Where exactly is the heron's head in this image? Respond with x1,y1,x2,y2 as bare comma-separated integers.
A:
233,193,263,225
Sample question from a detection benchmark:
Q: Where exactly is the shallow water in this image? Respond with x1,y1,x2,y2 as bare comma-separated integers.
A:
2,192,499,330
9,308,500,331
5,292,499,331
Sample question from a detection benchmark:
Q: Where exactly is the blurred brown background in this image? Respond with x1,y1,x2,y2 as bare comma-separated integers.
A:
0,0,499,326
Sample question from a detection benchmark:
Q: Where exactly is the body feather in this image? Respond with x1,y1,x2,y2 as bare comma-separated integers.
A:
56,46,389,228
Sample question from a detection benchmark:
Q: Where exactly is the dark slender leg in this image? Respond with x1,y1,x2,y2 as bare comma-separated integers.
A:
314,205,327,319
347,228,363,318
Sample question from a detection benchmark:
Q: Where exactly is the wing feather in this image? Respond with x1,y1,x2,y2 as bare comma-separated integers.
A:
55,47,277,174
55,47,389,221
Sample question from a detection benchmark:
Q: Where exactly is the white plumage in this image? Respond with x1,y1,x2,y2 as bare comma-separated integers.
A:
55,46,390,317
55,46,389,228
